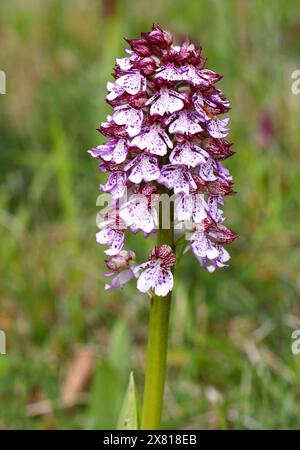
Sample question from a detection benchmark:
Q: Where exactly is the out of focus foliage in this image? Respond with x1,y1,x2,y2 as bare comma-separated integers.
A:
1,0,300,429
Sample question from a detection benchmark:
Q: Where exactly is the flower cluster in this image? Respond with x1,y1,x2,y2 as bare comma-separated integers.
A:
89,25,236,296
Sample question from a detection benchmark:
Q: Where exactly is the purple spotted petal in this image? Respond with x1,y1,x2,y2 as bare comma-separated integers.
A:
155,64,184,82
199,159,217,181
105,269,134,290
176,193,194,221
181,65,211,87
168,111,203,135
207,196,224,223
130,125,173,156
115,71,146,95
125,155,160,183
119,195,158,233
206,118,230,138
106,81,124,101
88,139,128,164
136,265,173,296
137,266,158,293
113,106,143,137
158,165,197,194
190,231,219,259
147,88,184,116
176,193,207,223
153,267,173,296
169,142,207,167
100,172,127,199
216,162,233,182
192,194,208,223
96,227,124,256
197,245,230,273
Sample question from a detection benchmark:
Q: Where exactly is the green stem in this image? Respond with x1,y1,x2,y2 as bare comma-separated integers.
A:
141,200,174,430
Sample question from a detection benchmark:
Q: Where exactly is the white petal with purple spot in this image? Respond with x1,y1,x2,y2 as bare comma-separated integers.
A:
130,125,173,156
147,88,184,116
169,142,207,167
168,112,203,135
113,107,143,137
206,118,229,138
115,72,146,95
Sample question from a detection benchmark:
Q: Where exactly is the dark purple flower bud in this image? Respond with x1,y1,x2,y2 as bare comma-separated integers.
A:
98,161,127,173
135,57,157,76
126,38,152,56
202,138,235,160
142,25,173,47
208,223,237,244
106,250,136,271
98,120,128,138
200,180,235,196
107,91,148,109
177,40,201,65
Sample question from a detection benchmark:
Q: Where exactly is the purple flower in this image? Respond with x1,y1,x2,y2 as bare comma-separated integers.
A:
180,65,213,87
119,193,158,234
193,91,230,120
96,227,124,256
88,139,128,164
130,124,173,156
158,164,197,194
202,137,235,160
114,71,146,97
104,250,136,290
146,88,185,116
155,64,184,82
99,116,129,138
196,245,230,273
115,52,138,71
168,111,203,135
206,196,224,224
199,159,218,181
176,193,207,223
142,25,173,47
99,172,127,199
186,217,235,271
89,25,236,296
169,142,208,167
206,118,230,139
112,106,143,137
190,230,220,260
124,154,160,183
135,245,176,296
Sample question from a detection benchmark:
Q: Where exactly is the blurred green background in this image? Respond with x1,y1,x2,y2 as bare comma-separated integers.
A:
1,0,300,429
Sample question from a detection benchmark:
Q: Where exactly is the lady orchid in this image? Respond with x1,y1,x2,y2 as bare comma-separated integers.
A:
88,25,236,430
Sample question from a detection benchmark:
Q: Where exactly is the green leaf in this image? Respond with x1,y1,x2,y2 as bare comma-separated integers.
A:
109,320,130,375
117,371,140,430
87,361,124,429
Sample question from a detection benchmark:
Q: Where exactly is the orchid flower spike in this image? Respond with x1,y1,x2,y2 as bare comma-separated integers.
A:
89,24,236,297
